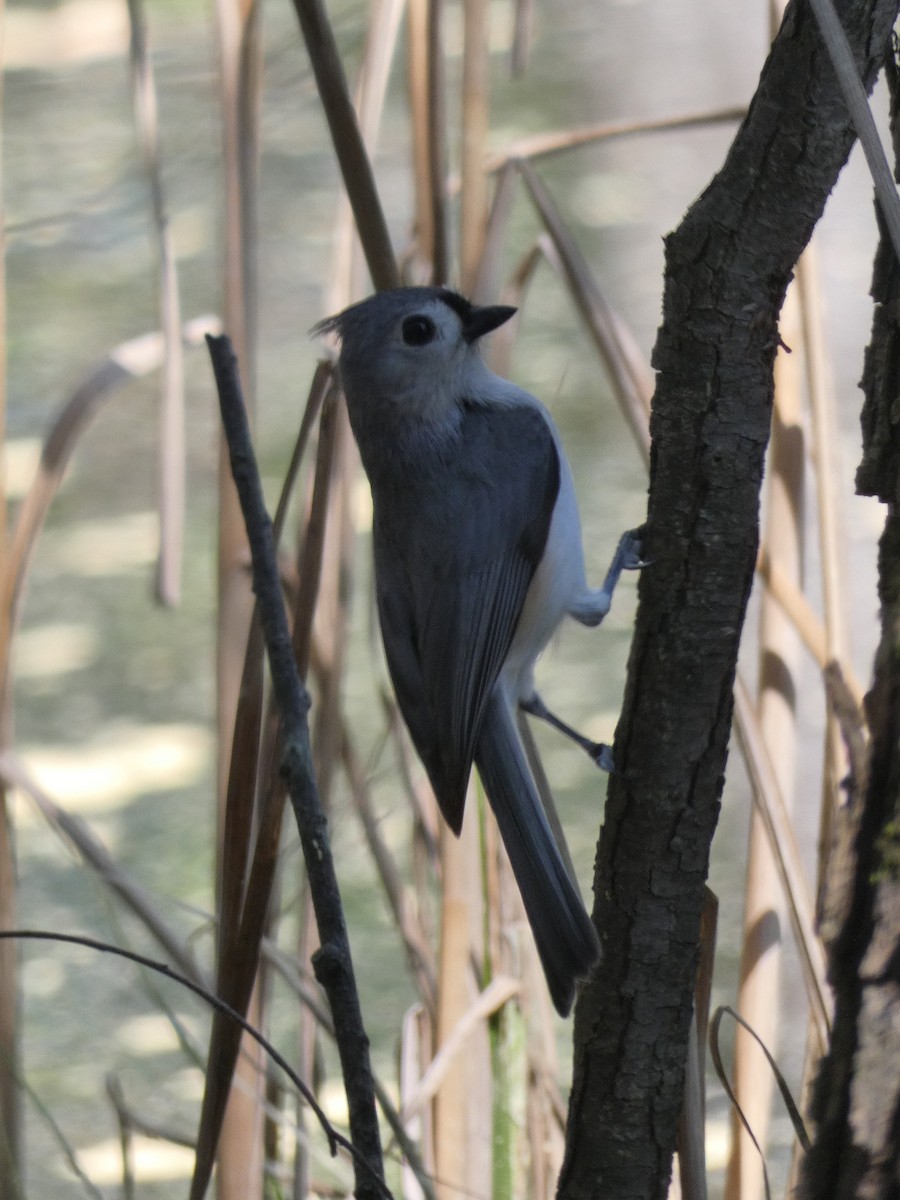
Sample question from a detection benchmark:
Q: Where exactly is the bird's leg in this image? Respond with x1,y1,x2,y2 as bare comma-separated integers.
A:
568,526,646,628
520,692,615,773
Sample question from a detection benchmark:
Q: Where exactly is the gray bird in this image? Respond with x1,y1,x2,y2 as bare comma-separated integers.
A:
315,287,641,1015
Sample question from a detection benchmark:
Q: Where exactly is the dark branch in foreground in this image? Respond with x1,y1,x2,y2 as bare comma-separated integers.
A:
206,333,387,1200
559,2,900,1197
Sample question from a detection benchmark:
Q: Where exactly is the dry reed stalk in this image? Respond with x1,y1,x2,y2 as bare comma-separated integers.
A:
790,243,851,1200
291,0,398,291
292,387,359,1199
510,0,534,75
402,975,520,1123
315,673,439,1005
408,0,434,273
210,333,386,1198
516,160,652,464
326,0,405,307
733,678,832,1050
400,1005,436,1199
460,0,489,291
428,0,449,282
380,688,441,859
0,86,17,1169
433,816,491,1200
293,386,342,679
291,399,350,1199
192,376,339,1200
797,247,850,861
2,319,219,703
472,160,519,305
209,0,265,1186
308,412,355,807
486,106,747,172
406,0,450,281
726,291,806,1200
755,549,866,705
126,0,185,608
0,752,206,985
672,889,717,1200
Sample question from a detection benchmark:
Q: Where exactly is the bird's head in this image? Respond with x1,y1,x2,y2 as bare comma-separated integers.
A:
313,288,516,432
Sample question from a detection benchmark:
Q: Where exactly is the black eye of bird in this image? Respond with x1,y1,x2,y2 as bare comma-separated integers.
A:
401,315,437,346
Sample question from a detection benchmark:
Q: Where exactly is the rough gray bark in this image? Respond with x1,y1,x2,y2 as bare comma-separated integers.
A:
558,2,900,1197
801,47,900,1200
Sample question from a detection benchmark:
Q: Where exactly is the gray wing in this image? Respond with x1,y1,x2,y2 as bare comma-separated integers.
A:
373,401,560,833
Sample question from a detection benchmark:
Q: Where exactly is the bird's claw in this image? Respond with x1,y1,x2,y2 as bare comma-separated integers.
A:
590,742,616,774
620,527,650,571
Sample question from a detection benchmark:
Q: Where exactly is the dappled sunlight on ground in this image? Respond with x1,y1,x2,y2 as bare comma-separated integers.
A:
18,722,212,816
77,1135,194,1185
14,622,99,680
39,511,159,577
5,438,41,500
5,0,128,70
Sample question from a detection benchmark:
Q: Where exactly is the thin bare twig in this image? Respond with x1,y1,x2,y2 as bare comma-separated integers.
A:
0,751,206,988
733,678,832,1050
1,929,388,1190
207,333,386,1198
807,0,900,261
486,106,746,172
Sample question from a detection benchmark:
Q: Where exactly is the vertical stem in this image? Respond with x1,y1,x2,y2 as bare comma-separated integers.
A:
726,289,804,1200
126,0,185,607
0,0,17,1185
798,246,850,844
460,0,488,291
408,0,435,270
428,0,449,283
213,0,264,1193
434,819,489,1200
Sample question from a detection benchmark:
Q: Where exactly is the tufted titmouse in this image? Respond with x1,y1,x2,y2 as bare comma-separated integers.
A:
315,287,642,1015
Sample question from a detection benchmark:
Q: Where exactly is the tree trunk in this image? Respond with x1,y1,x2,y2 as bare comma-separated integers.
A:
801,44,900,1200
559,2,900,1197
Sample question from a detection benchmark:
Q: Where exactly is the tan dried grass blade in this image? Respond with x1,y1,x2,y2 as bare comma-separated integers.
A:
510,0,534,75
400,1005,435,1200
471,161,519,305
711,1005,811,1200
516,159,651,464
333,697,438,1006
460,0,489,291
797,248,852,838
733,678,832,1050
4,319,219,678
328,0,405,305
488,106,746,171
402,975,519,1121
407,0,449,281
433,817,492,1199
728,307,805,1200
126,0,185,607
291,0,399,290
0,752,206,986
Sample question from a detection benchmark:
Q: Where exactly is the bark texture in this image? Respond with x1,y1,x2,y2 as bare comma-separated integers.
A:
559,3,900,1197
801,48,900,1200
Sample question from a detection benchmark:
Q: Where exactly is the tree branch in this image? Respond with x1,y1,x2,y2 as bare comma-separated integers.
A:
559,2,900,1196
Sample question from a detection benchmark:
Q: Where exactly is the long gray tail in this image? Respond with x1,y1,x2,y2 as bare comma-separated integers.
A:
474,689,600,1015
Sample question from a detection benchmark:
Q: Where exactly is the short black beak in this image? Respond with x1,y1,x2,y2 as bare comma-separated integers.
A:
462,304,517,343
